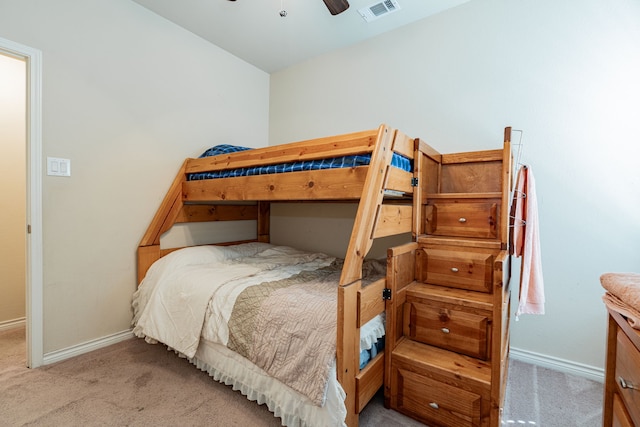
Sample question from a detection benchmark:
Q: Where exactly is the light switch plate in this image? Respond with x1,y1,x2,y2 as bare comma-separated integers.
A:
47,157,71,177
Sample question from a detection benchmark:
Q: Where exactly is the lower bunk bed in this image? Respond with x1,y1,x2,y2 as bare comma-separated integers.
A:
132,242,388,426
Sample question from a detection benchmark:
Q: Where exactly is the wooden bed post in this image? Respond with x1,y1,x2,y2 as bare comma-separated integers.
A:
137,245,160,285
412,138,423,239
501,127,512,251
338,282,360,427
257,201,270,243
384,242,418,406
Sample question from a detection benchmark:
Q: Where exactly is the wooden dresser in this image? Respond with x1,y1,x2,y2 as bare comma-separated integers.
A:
603,308,640,427
385,130,513,427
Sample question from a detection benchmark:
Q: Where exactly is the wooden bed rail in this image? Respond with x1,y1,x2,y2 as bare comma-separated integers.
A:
182,125,415,203
186,129,380,174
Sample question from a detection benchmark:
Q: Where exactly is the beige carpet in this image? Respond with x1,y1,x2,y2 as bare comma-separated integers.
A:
503,358,603,426
1,327,602,426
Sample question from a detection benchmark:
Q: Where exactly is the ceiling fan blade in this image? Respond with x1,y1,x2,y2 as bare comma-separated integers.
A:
323,0,349,15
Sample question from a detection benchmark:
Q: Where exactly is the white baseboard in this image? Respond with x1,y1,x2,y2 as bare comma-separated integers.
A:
509,346,605,383
43,329,134,365
0,317,26,332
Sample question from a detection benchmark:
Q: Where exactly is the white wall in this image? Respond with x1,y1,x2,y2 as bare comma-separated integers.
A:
0,53,26,326
270,0,640,370
0,0,269,353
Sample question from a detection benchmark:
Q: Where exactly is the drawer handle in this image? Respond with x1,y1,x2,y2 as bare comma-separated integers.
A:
619,376,637,390
429,402,439,409
458,217,467,223
451,267,459,273
441,328,450,334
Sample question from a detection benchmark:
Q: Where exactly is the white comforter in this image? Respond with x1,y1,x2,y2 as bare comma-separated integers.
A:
132,243,335,358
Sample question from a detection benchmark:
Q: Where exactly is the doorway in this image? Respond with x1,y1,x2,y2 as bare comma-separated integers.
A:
0,37,43,368
0,52,26,336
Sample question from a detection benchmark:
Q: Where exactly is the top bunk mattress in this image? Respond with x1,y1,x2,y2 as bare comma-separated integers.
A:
187,144,412,181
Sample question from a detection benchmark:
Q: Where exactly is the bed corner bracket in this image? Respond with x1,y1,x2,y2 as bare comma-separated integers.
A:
382,288,392,300
410,177,419,187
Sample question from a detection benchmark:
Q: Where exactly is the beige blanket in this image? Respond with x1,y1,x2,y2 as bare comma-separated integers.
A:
227,263,342,407
600,272,640,329
226,259,386,407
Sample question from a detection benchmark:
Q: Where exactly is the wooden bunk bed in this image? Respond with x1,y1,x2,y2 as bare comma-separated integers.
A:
135,123,515,426
135,124,428,426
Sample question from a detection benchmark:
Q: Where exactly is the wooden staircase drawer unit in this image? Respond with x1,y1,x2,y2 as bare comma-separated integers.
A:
615,329,640,426
404,284,492,360
613,393,634,427
417,247,494,293
390,339,491,427
425,200,498,239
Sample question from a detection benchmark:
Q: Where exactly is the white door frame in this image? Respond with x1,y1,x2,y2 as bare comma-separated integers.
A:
0,37,43,368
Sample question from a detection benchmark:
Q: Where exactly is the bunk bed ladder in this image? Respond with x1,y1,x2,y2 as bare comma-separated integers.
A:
338,124,419,426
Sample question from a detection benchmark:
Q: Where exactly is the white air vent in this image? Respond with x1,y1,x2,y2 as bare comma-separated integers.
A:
358,0,401,22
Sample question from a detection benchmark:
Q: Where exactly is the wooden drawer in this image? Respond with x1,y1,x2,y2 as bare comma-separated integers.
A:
416,247,494,293
390,339,491,427
613,393,634,427
425,200,498,239
404,283,492,360
615,329,640,426
395,366,482,427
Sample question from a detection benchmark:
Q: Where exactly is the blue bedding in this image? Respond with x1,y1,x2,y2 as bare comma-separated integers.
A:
359,337,385,369
187,144,412,181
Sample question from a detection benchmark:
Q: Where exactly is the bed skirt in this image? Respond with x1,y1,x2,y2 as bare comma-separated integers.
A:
189,339,348,427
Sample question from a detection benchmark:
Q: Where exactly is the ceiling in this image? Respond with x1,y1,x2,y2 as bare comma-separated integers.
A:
132,0,470,73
